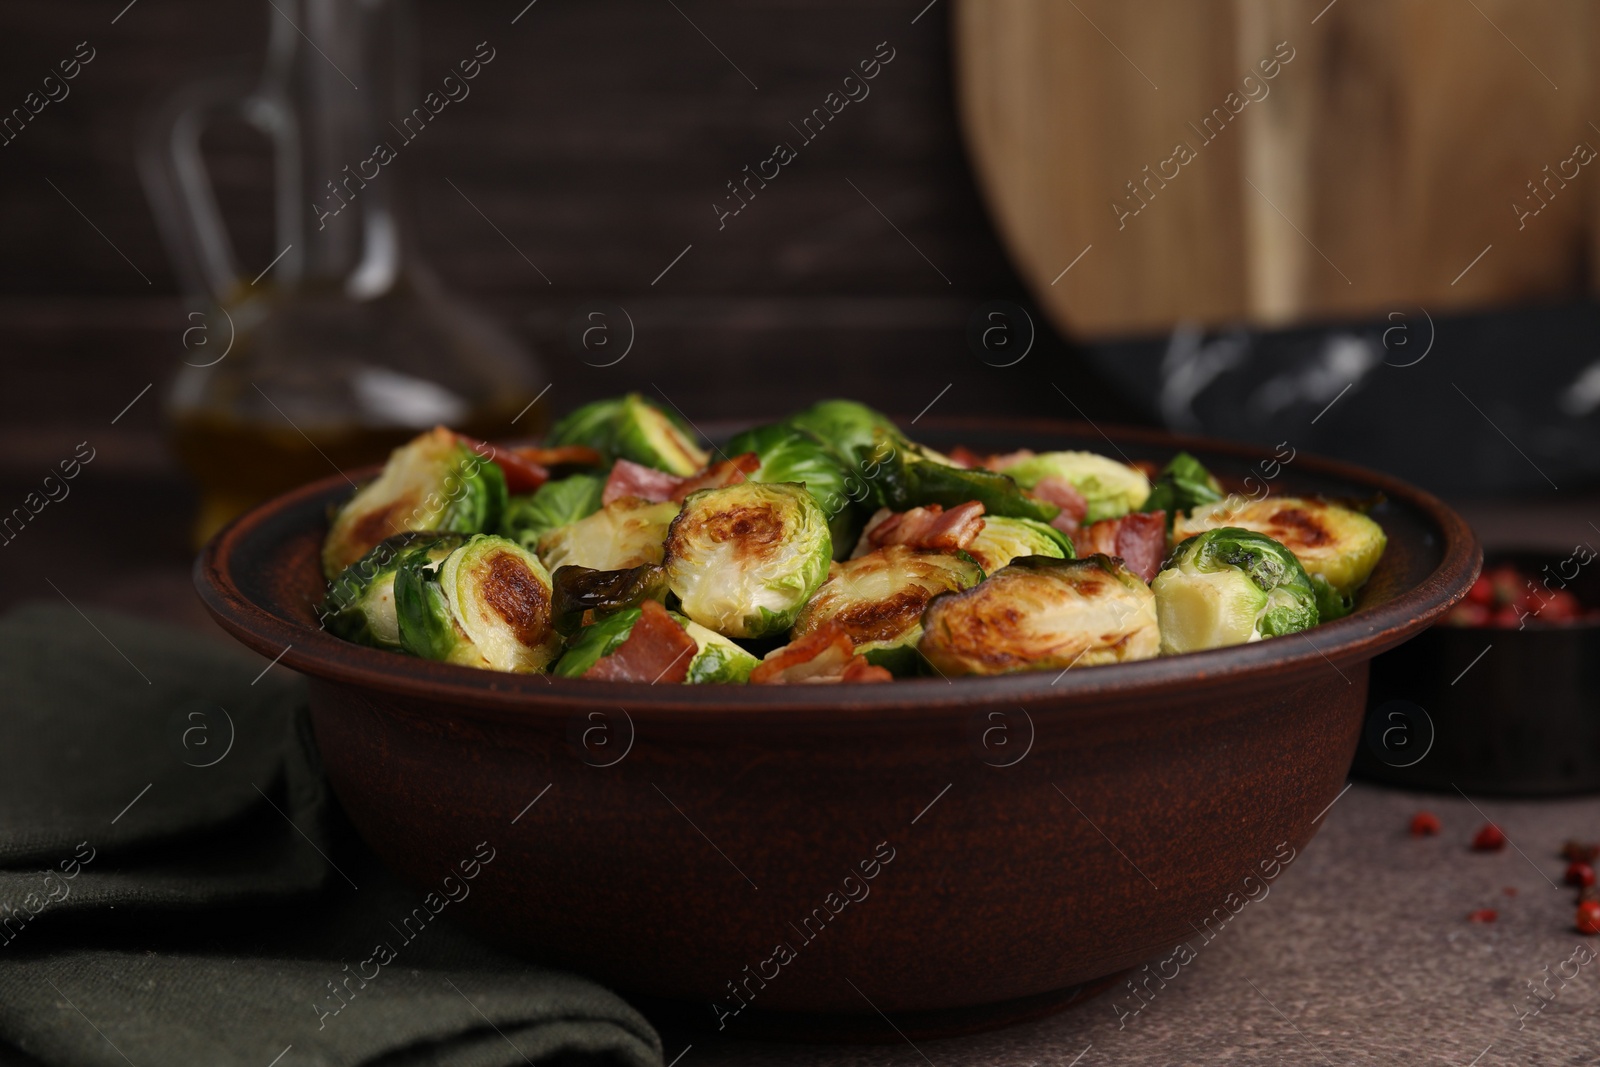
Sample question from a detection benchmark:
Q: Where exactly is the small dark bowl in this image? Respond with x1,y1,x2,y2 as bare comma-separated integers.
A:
1355,550,1600,796
195,419,1478,1036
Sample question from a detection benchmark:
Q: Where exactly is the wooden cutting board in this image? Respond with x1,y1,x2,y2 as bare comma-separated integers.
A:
954,0,1595,339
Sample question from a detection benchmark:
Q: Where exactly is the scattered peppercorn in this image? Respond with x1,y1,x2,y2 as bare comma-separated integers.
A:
1410,811,1442,837
1562,840,1600,864
1503,886,1519,897
1468,908,1498,923
1473,823,1506,851
1578,900,1600,936
1566,862,1597,888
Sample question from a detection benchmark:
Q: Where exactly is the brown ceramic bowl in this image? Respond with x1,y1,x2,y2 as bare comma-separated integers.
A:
195,418,1479,1037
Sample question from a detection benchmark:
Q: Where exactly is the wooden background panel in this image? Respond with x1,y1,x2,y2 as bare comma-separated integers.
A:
955,0,1597,338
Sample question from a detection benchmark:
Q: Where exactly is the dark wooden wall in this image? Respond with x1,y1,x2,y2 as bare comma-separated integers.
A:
0,0,1140,487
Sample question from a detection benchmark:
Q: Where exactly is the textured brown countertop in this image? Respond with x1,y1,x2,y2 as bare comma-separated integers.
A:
681,783,1600,1066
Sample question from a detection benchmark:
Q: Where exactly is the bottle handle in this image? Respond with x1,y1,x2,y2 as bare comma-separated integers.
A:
139,76,300,303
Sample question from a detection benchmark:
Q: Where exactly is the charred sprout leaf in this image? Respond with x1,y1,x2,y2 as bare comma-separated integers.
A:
1152,528,1319,654
320,532,465,650
918,555,1158,676
322,426,507,579
724,422,859,557
551,563,670,631
663,481,832,639
536,498,679,573
792,546,983,649
861,435,1059,524
552,608,641,678
672,613,760,684
964,516,1074,573
396,534,559,672
1173,495,1386,604
1143,452,1223,523
992,451,1150,523
501,474,604,552
548,393,708,475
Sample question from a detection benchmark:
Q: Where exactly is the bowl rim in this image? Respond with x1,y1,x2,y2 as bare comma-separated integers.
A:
194,416,1481,719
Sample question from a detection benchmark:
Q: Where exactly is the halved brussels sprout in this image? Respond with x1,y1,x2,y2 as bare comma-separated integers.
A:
548,394,709,475
1152,528,1319,654
1143,452,1223,523
861,435,1059,524
992,451,1150,523
726,422,860,557
674,614,760,684
663,481,832,638
536,498,679,573
320,532,465,649
396,534,560,672
964,516,1074,573
501,473,604,552
918,555,1158,676
1172,496,1386,616
793,545,984,649
322,426,507,579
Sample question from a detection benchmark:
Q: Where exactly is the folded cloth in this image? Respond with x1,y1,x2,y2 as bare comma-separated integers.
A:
0,604,662,1067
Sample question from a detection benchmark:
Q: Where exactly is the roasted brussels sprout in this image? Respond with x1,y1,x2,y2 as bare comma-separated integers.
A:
319,532,465,649
1143,452,1223,523
1152,528,1319,654
395,534,560,672
663,481,832,638
785,399,900,467
861,435,1060,524
675,614,761,684
918,555,1158,676
991,451,1150,523
1172,496,1386,618
548,394,709,475
501,473,604,552
322,426,507,579
724,422,858,553
536,498,679,573
963,516,1074,573
793,546,983,648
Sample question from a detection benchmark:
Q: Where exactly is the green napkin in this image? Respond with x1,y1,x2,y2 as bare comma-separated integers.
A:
0,604,662,1067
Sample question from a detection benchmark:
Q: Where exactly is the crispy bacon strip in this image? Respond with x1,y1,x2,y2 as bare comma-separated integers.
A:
670,453,760,502
749,624,893,685
601,453,761,506
583,600,697,683
602,459,683,505
511,444,604,468
1030,475,1089,535
864,501,986,554
455,433,549,494
1073,510,1167,583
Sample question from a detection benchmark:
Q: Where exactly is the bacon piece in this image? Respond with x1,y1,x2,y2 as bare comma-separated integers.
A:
583,600,697,683
864,501,986,554
670,452,760,502
512,444,604,469
455,433,549,494
749,624,893,685
1073,511,1167,583
602,453,761,506
603,459,683,505
946,446,988,469
1030,476,1089,535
